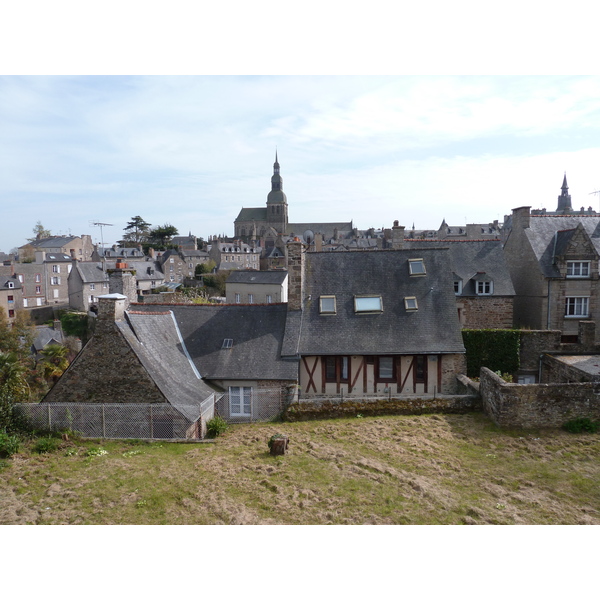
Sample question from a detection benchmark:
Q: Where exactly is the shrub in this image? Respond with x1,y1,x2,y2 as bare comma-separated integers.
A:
206,416,228,438
0,432,20,458
462,329,520,378
562,418,600,434
33,436,59,454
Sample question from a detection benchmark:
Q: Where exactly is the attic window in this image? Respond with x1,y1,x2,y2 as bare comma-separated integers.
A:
404,296,418,311
566,261,590,278
354,296,383,313
222,338,233,349
408,259,426,276
320,295,336,314
7,281,14,288
454,279,463,295
476,281,493,295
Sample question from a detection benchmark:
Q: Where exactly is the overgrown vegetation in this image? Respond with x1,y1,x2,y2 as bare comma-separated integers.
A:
1,414,599,525
563,417,600,434
206,415,228,437
0,432,20,458
462,329,521,378
59,311,90,342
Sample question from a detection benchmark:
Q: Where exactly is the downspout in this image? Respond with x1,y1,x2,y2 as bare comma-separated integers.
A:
548,230,558,330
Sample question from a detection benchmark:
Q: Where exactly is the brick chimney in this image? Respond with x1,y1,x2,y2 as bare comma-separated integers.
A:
287,238,306,311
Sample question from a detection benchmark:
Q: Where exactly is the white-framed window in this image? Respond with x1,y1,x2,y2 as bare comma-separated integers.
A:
454,280,463,295
476,281,493,295
23,298,28,308
222,338,233,349
565,296,589,317
7,281,14,289
52,265,60,273
35,286,41,294
229,386,252,417
566,261,590,278
36,298,42,306
266,294,272,304
354,296,383,313
408,258,426,276
35,274,41,283
170,257,174,263
235,293,241,304
248,293,254,304
51,277,60,285
404,296,418,311
320,295,336,314
53,289,59,298
89,283,95,290
89,295,95,303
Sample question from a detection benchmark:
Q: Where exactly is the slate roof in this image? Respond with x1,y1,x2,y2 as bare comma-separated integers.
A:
287,222,353,240
289,249,465,356
21,236,77,249
32,326,64,351
120,310,216,420
523,215,600,277
43,253,72,262
133,303,298,382
226,270,288,285
95,247,145,258
74,260,164,283
235,207,268,222
405,240,515,297
1,276,21,290
74,262,110,283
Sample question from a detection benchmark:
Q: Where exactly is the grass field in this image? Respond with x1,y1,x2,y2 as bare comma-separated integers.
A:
1,412,599,525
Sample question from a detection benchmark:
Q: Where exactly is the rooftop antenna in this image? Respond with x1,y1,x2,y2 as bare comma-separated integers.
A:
589,189,600,211
90,221,113,250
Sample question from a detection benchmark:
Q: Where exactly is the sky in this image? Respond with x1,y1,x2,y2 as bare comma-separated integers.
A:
3,74,600,253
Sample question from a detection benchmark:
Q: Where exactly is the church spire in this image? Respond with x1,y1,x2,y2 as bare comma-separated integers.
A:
557,172,572,212
271,151,282,192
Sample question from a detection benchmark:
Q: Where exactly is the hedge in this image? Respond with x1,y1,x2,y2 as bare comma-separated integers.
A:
462,329,520,378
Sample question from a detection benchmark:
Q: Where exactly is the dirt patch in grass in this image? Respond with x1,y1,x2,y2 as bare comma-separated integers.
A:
1,413,599,524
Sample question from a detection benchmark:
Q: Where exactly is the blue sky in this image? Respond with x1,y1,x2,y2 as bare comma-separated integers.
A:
2,75,600,253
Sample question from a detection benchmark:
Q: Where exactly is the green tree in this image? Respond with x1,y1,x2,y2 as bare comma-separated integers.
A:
38,344,70,385
195,260,216,276
148,224,179,248
27,221,52,243
0,352,30,430
122,216,152,245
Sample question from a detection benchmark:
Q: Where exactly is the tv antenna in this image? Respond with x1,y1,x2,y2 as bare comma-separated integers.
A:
90,221,113,249
589,189,600,206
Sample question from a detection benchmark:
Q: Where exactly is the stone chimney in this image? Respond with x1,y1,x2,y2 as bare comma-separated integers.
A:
287,238,306,311
391,220,405,249
96,294,128,334
511,206,531,230
108,261,137,304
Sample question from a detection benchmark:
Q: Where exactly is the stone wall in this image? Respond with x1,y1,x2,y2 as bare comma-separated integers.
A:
459,296,513,329
518,330,562,373
284,393,481,421
540,355,600,384
480,366,600,428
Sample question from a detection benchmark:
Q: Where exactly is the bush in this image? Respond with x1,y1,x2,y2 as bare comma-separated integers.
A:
206,416,228,438
562,418,600,434
463,329,520,378
33,436,59,454
0,432,20,458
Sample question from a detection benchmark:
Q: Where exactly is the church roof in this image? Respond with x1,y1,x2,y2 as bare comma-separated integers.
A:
235,207,267,222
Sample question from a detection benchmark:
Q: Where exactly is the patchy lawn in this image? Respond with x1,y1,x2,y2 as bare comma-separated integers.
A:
1,412,599,524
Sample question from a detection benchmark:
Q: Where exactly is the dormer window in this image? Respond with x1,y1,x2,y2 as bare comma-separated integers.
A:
404,296,418,311
567,261,590,278
7,281,14,289
320,295,336,314
476,281,493,295
408,259,426,276
454,279,463,295
354,296,383,313
222,338,233,349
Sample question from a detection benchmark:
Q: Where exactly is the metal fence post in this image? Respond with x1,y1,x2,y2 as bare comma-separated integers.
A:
150,404,153,439
102,404,106,438
48,404,51,430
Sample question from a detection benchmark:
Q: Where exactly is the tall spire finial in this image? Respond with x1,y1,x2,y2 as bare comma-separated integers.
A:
557,172,572,212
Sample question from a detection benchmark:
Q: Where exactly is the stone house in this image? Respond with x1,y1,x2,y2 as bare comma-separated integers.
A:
225,270,288,304
19,234,94,263
43,292,217,439
0,270,23,322
282,241,466,398
209,240,261,271
405,239,515,328
504,179,600,342
159,248,211,283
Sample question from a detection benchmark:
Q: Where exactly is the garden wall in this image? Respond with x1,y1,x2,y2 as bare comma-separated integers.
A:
479,367,600,428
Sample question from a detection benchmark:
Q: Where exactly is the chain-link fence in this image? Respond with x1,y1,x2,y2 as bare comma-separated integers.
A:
215,387,294,423
14,400,215,440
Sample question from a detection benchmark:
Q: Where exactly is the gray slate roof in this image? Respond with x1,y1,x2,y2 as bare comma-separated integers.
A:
226,270,288,285
405,240,515,297
523,215,600,277
120,310,216,420
133,303,298,382
287,222,353,240
75,260,164,283
289,249,465,356
235,207,268,222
